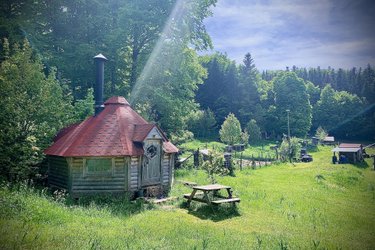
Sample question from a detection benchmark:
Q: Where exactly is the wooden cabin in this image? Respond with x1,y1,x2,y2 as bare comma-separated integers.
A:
44,54,178,197
44,96,178,197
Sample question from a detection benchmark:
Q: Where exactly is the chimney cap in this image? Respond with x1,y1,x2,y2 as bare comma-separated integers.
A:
93,53,108,61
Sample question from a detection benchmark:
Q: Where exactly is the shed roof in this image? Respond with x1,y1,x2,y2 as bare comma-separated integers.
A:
332,147,361,153
323,136,335,142
44,96,178,157
338,143,362,148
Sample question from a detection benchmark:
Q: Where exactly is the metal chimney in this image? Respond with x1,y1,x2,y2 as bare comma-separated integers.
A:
93,53,107,116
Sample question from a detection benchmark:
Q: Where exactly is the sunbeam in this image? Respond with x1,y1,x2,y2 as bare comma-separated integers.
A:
129,0,189,104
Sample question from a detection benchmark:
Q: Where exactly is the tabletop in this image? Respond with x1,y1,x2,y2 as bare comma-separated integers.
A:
193,184,231,191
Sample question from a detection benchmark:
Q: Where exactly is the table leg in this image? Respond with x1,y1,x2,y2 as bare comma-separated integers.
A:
226,188,233,198
187,189,197,207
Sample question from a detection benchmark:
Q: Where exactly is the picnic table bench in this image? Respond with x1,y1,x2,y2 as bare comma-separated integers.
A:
183,184,240,207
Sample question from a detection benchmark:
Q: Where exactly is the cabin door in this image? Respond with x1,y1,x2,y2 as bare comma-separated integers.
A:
141,139,162,186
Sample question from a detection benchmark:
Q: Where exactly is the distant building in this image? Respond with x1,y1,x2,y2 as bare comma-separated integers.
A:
323,136,335,145
332,143,364,164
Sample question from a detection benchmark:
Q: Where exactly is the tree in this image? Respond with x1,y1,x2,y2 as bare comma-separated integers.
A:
305,81,321,106
197,53,239,126
315,126,328,141
279,137,301,162
313,85,338,131
219,113,242,145
361,64,375,103
246,119,261,144
273,72,312,137
1,0,217,101
201,152,229,184
241,130,249,146
0,40,73,181
187,108,217,138
132,44,207,135
313,85,364,135
73,88,94,121
237,53,261,125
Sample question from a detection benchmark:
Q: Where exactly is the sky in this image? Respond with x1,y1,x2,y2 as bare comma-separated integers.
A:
203,0,375,70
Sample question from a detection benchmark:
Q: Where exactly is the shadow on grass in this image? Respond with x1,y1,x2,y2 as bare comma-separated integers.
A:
354,161,370,169
180,201,241,222
66,194,154,218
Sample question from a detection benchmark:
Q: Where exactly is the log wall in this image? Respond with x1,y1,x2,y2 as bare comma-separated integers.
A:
70,157,128,196
48,156,69,190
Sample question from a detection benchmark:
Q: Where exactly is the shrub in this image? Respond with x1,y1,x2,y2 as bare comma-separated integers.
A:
201,152,230,183
315,126,328,142
279,137,301,162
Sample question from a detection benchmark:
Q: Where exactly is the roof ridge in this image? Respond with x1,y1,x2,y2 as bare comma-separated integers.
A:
115,106,130,154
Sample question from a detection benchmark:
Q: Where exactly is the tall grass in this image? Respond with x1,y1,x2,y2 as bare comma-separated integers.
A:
1,146,374,249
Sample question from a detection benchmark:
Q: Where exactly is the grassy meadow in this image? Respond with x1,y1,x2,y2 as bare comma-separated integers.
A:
1,146,374,249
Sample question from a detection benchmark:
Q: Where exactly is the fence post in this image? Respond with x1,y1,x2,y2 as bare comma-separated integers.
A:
240,151,243,170
194,148,199,168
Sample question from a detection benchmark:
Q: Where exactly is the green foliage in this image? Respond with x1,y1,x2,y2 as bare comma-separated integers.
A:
279,137,302,162
305,80,321,106
272,72,312,137
201,152,229,183
187,108,217,138
315,126,328,141
170,130,194,145
132,45,206,134
246,119,262,144
237,53,261,125
0,0,217,100
313,84,365,134
241,130,249,146
0,40,73,181
197,53,240,126
219,113,242,145
73,88,94,121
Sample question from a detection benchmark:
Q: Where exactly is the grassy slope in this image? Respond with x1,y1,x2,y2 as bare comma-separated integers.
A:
1,146,374,249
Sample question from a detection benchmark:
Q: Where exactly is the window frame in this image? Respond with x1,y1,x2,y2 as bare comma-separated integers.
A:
83,158,114,177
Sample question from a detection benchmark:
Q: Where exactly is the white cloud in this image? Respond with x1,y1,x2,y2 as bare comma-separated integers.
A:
204,0,375,70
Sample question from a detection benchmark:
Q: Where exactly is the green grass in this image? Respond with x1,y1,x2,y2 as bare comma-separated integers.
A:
1,146,375,249
179,139,277,160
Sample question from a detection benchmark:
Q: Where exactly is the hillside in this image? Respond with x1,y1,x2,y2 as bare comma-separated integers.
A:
1,146,374,249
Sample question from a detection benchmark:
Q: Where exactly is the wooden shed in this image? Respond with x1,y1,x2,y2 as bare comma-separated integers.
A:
323,136,335,145
44,54,178,197
332,143,364,164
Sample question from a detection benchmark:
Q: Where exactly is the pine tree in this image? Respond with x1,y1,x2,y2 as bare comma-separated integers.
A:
237,52,261,125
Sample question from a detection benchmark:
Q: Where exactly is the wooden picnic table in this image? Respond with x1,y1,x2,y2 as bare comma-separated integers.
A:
183,184,240,207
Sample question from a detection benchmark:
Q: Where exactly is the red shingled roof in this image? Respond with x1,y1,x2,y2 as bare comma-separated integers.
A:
44,96,178,157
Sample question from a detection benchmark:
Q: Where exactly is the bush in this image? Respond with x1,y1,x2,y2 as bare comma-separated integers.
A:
170,130,194,145
279,137,301,162
315,126,328,142
201,152,232,183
